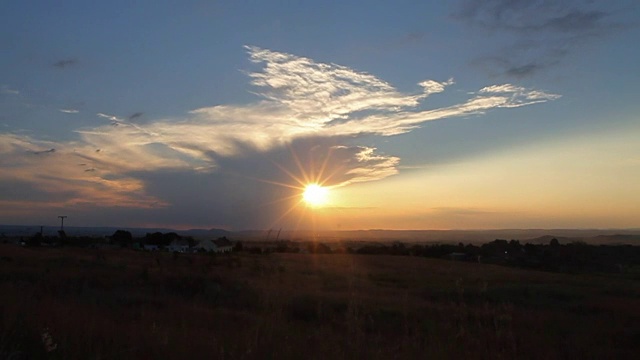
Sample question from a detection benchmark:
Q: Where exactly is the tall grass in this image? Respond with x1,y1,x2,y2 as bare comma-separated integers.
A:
0,245,638,359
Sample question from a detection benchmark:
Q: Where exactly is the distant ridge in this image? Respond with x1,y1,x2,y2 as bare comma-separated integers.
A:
0,225,230,239
1,225,639,244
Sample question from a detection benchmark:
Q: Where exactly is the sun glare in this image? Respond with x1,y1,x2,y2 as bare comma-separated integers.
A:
303,184,329,207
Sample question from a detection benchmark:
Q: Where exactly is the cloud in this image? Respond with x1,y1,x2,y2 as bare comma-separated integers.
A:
1,86,20,95
128,112,144,120
59,109,79,114
32,148,56,155
454,0,613,34
77,47,555,186
0,134,163,211
53,58,78,69
128,138,401,229
1,46,559,227
454,0,631,77
95,112,155,136
70,47,555,182
337,146,400,186
96,112,123,123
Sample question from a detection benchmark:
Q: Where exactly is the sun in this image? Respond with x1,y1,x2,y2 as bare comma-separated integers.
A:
302,184,329,207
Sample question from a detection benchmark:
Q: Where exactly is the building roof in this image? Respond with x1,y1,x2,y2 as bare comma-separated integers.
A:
213,237,232,248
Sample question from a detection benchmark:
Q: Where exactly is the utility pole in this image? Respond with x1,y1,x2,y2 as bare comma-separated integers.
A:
58,216,67,231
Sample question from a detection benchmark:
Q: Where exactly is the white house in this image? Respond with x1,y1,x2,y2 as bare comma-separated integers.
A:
167,239,190,253
193,237,233,253
193,239,215,252
212,237,233,253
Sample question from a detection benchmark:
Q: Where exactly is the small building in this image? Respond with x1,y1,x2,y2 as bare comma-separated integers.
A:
193,239,215,253
193,237,233,253
212,237,233,253
167,239,190,253
143,244,160,251
448,252,467,261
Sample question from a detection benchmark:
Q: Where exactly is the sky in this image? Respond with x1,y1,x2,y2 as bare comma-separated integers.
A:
1,0,639,231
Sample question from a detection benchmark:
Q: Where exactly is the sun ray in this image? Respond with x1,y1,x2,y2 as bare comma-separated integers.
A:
271,160,307,187
315,146,335,187
289,144,312,185
230,141,342,232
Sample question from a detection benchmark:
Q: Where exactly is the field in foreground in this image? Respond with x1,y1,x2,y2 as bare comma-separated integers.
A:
1,245,639,359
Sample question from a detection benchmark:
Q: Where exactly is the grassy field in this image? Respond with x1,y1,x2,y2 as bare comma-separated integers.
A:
1,244,639,359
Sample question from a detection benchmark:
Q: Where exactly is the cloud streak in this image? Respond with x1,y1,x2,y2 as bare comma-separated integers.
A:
53,58,78,69
454,0,631,77
1,86,20,95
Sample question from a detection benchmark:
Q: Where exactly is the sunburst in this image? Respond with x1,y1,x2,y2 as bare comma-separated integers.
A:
302,183,329,207
248,144,342,231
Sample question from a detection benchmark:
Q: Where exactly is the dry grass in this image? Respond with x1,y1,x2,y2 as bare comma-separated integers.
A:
1,244,639,359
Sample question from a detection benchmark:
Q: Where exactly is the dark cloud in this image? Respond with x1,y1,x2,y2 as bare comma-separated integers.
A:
453,0,629,77
546,10,608,33
128,112,144,120
505,63,545,78
473,55,560,79
53,58,78,69
31,148,56,155
126,137,398,229
405,31,425,41
454,0,612,34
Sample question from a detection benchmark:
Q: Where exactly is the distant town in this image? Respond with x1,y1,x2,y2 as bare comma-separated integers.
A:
2,224,639,275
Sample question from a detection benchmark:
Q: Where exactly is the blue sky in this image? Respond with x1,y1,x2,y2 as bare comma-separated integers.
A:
1,0,639,230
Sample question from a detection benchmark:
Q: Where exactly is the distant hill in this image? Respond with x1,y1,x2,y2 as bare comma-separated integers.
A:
523,234,640,245
1,225,639,244
259,229,640,244
0,225,230,239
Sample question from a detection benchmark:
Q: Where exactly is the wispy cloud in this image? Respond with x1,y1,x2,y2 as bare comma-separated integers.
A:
0,134,163,210
454,0,614,34
71,47,556,185
31,148,56,155
53,58,78,69
454,0,632,77
1,46,559,213
128,112,144,120
1,86,20,95
78,46,556,181
96,112,123,123
59,108,79,114
340,146,400,185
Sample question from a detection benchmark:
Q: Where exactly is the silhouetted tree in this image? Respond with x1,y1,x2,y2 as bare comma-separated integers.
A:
27,231,42,246
233,241,244,252
184,236,196,248
112,230,133,247
144,232,164,245
308,242,332,254
144,232,181,246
